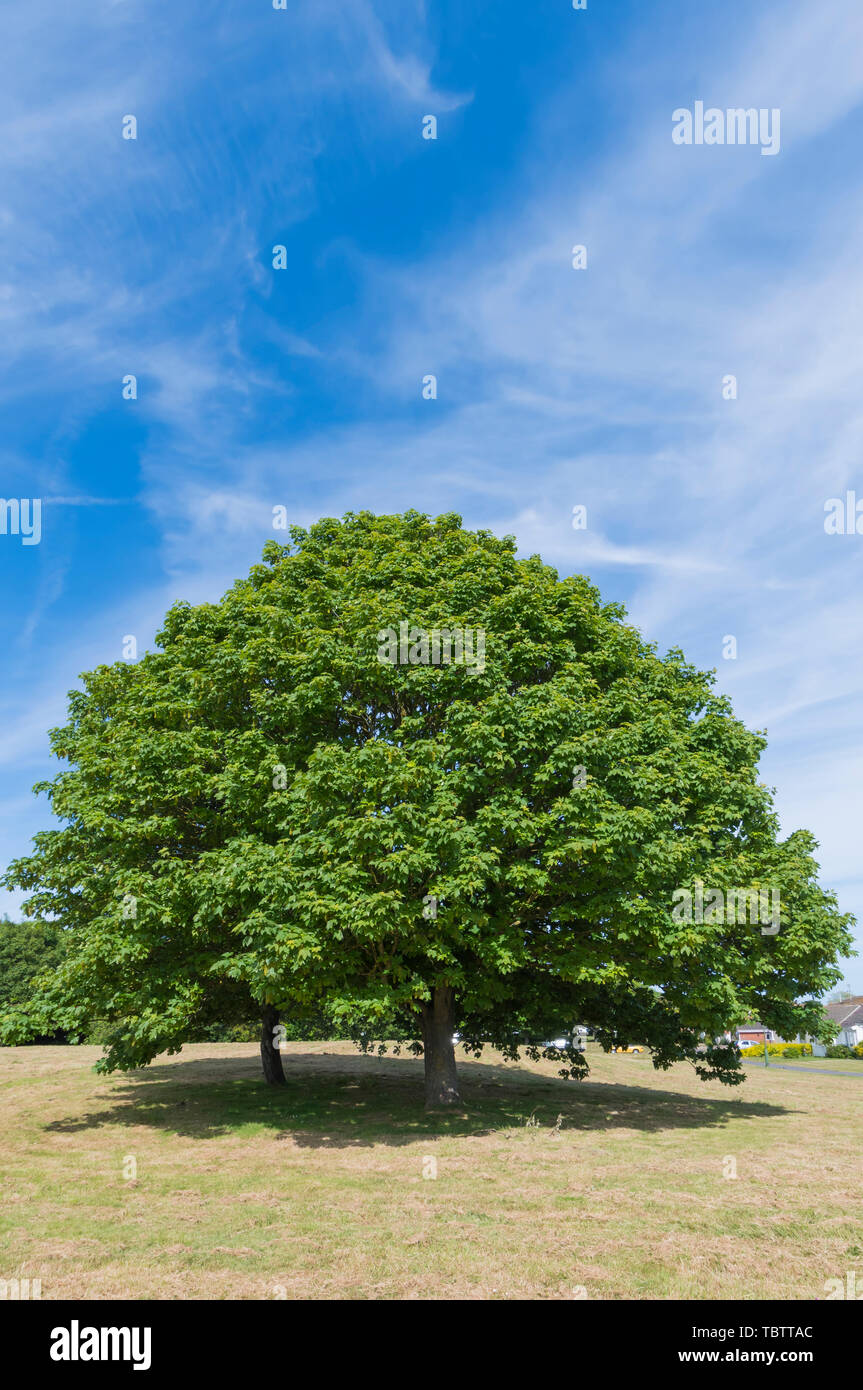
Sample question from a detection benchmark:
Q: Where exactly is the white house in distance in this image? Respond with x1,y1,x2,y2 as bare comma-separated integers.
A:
734,1022,777,1046
823,999,863,1048
728,1001,863,1053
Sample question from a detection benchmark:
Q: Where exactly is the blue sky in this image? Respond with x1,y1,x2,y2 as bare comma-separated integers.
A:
1,0,862,991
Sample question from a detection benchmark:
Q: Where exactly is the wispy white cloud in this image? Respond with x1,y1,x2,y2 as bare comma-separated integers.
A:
1,0,861,977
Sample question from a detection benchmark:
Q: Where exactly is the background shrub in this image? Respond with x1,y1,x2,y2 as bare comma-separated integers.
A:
742,1042,813,1058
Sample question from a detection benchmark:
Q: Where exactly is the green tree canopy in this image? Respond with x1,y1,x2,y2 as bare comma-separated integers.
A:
1,511,853,1104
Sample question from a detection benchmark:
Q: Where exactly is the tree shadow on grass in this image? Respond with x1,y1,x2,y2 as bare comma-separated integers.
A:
42,1047,797,1148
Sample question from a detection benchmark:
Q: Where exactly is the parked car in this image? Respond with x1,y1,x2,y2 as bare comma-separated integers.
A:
543,1033,585,1051
613,1045,646,1054
451,1030,585,1052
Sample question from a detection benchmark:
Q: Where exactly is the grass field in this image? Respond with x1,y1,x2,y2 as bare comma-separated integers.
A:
1,1040,860,1300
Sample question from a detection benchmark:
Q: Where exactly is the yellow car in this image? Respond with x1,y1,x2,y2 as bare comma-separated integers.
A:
613,1045,645,1054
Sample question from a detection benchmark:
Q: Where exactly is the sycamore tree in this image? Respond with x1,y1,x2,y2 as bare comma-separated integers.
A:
1,511,852,1106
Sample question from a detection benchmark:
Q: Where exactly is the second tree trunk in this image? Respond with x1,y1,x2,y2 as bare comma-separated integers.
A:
260,1003,286,1086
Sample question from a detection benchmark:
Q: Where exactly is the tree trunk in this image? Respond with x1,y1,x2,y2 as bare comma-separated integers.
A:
260,1003,286,1086
420,986,459,1109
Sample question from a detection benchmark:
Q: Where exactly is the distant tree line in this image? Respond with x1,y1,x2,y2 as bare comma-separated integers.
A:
0,918,68,1041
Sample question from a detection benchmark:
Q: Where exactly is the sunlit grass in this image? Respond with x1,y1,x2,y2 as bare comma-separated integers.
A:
1,1040,859,1299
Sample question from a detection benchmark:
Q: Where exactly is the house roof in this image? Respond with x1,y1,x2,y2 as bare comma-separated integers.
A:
824,1002,863,1029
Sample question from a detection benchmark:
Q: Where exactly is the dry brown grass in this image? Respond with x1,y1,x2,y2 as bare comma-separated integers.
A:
1,1040,860,1300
